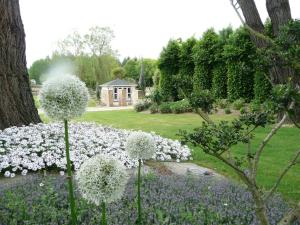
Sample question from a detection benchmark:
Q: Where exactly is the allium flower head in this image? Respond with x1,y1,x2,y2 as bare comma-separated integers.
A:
76,155,129,205
125,132,156,159
39,74,89,120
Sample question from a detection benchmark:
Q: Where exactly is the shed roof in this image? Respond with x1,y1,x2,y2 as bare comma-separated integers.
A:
100,79,137,87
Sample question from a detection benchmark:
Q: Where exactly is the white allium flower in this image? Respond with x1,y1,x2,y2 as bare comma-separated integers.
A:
125,132,156,160
4,171,10,177
76,155,129,205
39,74,89,120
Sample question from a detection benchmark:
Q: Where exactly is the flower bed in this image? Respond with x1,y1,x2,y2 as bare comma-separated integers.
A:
0,174,290,225
0,123,191,177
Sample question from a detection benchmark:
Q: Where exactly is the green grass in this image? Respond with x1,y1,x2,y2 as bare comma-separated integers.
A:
42,109,300,201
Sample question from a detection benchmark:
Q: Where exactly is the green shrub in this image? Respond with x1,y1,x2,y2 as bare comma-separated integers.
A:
149,89,163,105
159,102,172,113
249,100,261,112
134,100,151,112
254,72,272,103
232,98,245,110
212,65,227,99
170,99,192,114
224,108,231,114
216,99,229,109
149,104,159,114
87,98,97,107
240,107,247,114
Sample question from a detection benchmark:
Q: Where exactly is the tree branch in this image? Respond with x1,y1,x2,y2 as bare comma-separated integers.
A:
229,0,275,45
264,150,300,201
208,152,253,187
195,108,214,124
252,113,288,177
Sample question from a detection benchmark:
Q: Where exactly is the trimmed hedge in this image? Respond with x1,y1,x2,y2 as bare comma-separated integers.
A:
254,72,272,103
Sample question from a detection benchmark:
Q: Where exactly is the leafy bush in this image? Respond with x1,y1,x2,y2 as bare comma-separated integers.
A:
224,108,231,114
149,89,163,105
170,100,192,114
0,174,290,225
87,98,97,107
216,99,229,109
188,89,214,113
240,107,247,114
232,98,245,110
134,100,151,112
249,100,262,113
159,102,172,114
212,65,227,99
149,104,159,114
254,72,272,103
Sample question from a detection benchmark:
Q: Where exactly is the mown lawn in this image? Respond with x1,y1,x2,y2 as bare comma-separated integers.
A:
70,110,299,201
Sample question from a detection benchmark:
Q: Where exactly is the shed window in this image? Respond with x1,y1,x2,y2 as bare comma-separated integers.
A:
113,88,118,101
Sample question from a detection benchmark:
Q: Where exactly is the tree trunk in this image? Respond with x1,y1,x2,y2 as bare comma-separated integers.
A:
238,0,300,122
0,0,41,130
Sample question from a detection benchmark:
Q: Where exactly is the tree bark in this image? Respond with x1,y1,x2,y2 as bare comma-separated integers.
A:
0,0,41,130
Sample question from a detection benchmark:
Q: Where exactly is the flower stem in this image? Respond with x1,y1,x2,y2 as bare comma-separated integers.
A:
137,159,142,225
64,119,77,225
101,202,107,225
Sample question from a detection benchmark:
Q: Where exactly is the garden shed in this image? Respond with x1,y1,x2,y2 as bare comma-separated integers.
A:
100,79,143,107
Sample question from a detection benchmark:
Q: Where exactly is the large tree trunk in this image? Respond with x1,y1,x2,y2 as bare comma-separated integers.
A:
238,0,299,122
0,0,41,130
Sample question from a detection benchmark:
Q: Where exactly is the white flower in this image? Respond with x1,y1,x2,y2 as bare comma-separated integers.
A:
10,173,15,178
59,171,65,176
39,183,44,187
4,171,10,177
0,123,191,177
76,155,129,205
39,74,89,120
125,132,156,160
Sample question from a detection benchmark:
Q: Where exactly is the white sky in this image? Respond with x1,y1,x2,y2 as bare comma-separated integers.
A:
19,0,300,66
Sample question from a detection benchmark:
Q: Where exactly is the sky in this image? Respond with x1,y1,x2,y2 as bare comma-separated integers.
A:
19,0,300,66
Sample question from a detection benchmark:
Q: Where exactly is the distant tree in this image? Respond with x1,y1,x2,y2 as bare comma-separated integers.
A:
178,37,197,98
112,67,125,79
55,31,85,56
224,28,257,101
121,57,131,66
193,29,219,91
158,39,181,101
84,26,116,56
138,60,146,91
28,57,51,84
123,58,139,80
55,26,116,57
211,26,233,99
0,0,41,129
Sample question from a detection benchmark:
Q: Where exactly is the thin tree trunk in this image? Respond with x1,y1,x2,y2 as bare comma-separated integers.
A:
0,0,41,130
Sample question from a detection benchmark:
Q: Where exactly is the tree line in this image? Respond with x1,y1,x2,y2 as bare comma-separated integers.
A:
157,24,275,104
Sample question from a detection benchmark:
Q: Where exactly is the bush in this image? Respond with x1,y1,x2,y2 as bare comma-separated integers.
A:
149,89,163,105
240,107,247,114
170,100,192,114
254,72,272,103
149,104,159,114
224,108,231,114
249,100,262,113
216,99,229,109
134,100,151,112
212,65,227,99
159,102,172,113
232,98,245,110
87,98,97,107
